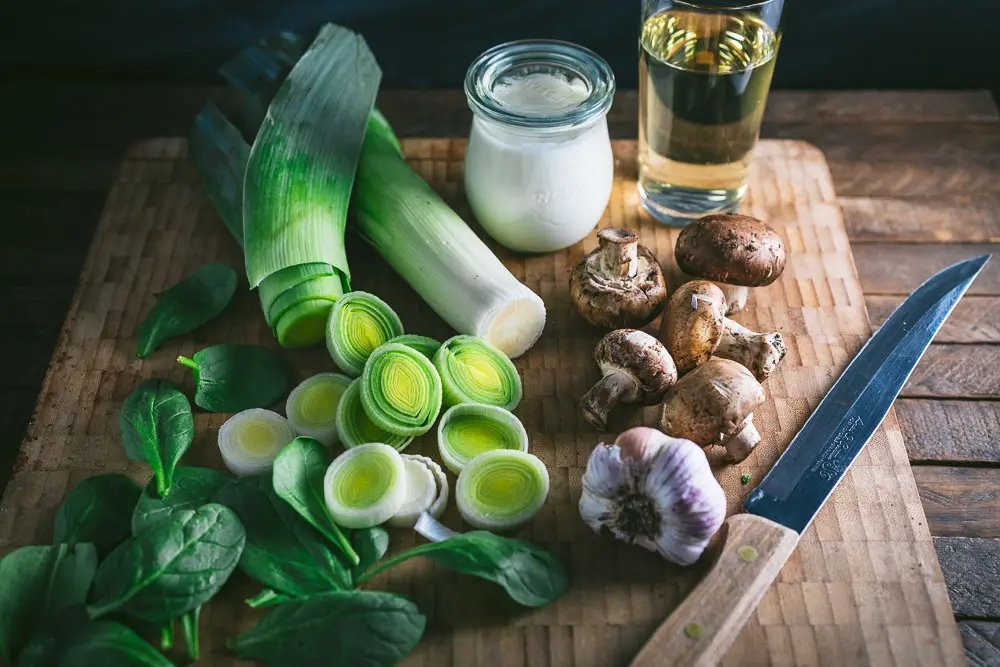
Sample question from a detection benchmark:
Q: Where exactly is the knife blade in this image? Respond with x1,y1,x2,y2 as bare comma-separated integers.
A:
630,254,991,667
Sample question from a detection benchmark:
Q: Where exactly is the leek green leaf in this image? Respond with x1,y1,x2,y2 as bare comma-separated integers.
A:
136,263,238,358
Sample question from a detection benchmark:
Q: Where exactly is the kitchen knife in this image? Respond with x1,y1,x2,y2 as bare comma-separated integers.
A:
630,254,991,667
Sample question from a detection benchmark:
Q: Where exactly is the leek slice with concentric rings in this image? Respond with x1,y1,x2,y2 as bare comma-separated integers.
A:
323,443,406,529
285,373,352,447
218,408,296,476
433,335,522,410
456,450,549,531
360,343,442,437
388,334,441,360
326,291,404,376
335,380,413,451
437,403,529,474
389,454,448,528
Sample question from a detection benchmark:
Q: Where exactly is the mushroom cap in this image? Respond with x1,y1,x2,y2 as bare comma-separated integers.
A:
659,358,765,447
595,329,677,404
660,280,727,374
675,214,786,287
570,232,667,329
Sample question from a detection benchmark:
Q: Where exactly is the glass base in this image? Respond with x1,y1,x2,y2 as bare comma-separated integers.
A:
638,180,746,227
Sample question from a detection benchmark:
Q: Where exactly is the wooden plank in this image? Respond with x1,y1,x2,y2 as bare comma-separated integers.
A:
903,345,1000,399
960,621,1000,667
917,469,1000,539
854,244,1000,295
0,138,965,666
843,196,1000,243
762,91,1000,124
933,538,1000,616
896,399,1000,464
868,296,1000,343
763,122,1000,197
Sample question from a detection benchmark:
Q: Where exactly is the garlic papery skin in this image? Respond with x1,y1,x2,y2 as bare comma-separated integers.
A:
579,426,726,566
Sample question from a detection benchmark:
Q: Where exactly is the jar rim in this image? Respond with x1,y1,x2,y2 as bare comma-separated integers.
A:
464,39,616,131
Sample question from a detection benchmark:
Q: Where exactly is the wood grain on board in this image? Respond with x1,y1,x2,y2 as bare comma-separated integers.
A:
0,137,966,666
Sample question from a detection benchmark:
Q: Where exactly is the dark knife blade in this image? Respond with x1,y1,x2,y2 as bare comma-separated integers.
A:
744,254,991,533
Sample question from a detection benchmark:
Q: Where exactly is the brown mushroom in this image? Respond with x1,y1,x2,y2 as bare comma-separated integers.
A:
674,214,786,314
580,329,677,430
659,358,766,462
660,280,787,381
570,228,667,329
660,280,726,374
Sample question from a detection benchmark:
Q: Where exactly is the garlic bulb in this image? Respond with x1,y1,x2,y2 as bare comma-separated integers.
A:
579,426,726,566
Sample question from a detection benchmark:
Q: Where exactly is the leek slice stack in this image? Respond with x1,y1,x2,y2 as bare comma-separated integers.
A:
434,336,522,410
456,450,549,531
360,343,443,437
336,380,413,451
326,291,404,376
388,334,441,360
323,443,406,529
437,403,529,474
285,373,352,447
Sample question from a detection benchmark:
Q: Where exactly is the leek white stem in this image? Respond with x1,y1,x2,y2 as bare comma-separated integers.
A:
414,512,458,543
218,409,296,476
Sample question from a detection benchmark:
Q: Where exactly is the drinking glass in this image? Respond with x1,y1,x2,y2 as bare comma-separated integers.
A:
638,0,784,224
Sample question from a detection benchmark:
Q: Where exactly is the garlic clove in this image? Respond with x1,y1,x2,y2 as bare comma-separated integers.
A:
579,427,726,566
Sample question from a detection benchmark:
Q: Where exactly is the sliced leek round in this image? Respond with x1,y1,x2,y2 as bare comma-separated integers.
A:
323,443,406,529
388,334,441,360
326,291,404,376
285,373,352,447
360,343,442,437
218,409,296,476
433,335,522,410
456,450,549,531
336,379,413,451
389,454,448,528
437,403,528,474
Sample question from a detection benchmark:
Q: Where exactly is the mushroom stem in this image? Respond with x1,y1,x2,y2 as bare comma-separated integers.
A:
580,371,636,431
598,228,639,280
722,416,761,462
716,318,787,382
715,283,749,314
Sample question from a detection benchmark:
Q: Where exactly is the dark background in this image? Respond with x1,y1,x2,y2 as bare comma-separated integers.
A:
2,0,999,92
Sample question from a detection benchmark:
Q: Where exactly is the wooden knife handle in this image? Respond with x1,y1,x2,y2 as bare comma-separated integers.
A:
630,514,799,667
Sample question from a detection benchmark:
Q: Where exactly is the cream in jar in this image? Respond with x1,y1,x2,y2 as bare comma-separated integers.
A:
464,40,616,253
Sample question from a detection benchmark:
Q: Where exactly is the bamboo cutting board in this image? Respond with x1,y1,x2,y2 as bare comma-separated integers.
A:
0,138,965,667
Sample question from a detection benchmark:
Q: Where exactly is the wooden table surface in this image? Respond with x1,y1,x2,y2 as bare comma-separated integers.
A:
2,87,999,665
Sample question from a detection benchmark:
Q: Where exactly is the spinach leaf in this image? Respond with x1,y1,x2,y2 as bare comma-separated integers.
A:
180,605,201,661
350,526,389,581
132,466,232,534
214,474,352,597
88,503,245,622
228,590,425,667
136,262,239,358
19,620,174,667
0,543,97,663
53,474,142,557
245,589,293,609
118,379,194,497
176,343,290,412
272,437,357,564
356,532,568,608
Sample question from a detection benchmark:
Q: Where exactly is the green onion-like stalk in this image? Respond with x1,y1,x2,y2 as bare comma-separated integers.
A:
335,380,413,451
456,450,549,531
387,334,441,360
285,373,352,447
437,403,529,474
326,291,404,376
323,443,406,529
218,409,296,476
360,343,443,437
433,335,522,410
353,113,547,359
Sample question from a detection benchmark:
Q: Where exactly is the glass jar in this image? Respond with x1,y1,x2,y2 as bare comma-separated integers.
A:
464,40,616,254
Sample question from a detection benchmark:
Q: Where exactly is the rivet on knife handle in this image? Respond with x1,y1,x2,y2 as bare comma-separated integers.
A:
629,514,798,667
